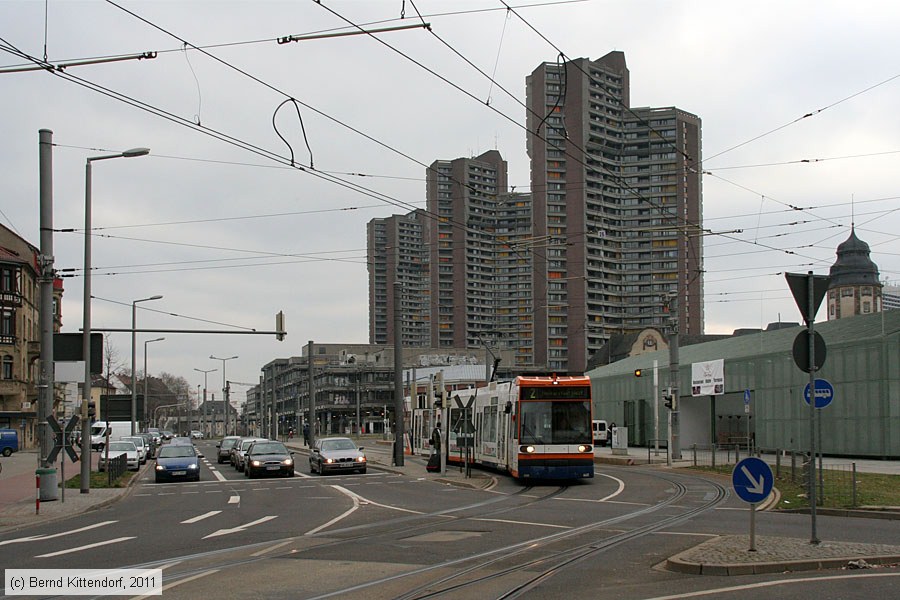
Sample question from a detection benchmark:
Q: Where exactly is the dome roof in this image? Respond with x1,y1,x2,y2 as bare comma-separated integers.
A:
828,228,880,288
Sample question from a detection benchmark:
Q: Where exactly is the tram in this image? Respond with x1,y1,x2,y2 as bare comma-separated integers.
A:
413,374,594,480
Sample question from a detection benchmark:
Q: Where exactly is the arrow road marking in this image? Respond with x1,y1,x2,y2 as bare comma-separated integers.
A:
35,536,135,558
181,511,222,524
203,516,277,539
741,465,765,495
228,495,240,504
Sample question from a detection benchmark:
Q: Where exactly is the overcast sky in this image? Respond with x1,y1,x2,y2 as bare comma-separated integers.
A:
3,1,898,403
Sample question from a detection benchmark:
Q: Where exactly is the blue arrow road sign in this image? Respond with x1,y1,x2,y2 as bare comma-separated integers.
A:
803,378,834,409
732,457,774,504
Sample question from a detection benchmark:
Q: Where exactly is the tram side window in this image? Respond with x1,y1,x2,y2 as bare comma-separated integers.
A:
483,405,498,443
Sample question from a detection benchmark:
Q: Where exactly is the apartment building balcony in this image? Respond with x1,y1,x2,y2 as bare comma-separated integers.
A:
0,291,23,307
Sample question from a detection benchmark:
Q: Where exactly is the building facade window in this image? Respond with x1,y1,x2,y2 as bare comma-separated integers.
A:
2,355,12,379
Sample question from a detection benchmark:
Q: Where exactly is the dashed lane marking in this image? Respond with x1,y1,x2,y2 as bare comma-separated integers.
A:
35,537,135,558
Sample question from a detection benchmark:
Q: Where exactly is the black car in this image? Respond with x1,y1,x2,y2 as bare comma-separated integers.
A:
243,440,295,478
216,436,241,464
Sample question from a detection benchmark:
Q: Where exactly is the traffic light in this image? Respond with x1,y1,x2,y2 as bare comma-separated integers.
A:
87,401,96,418
663,393,674,410
634,369,643,377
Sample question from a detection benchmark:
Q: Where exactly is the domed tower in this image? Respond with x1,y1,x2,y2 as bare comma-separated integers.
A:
827,227,882,320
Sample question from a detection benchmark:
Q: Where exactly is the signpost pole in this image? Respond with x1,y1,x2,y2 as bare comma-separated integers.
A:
807,272,819,545
750,502,757,552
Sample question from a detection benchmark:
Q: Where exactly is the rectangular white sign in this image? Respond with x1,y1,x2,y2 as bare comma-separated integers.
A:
691,359,724,396
5,569,161,596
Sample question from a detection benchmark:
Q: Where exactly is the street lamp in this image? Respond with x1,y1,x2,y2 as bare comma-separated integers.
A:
143,336,164,431
81,146,150,493
131,295,163,435
194,367,217,437
210,355,237,435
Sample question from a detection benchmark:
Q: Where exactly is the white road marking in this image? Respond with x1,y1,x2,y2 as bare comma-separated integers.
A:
35,536,135,558
305,489,359,536
473,517,569,528
228,495,240,504
651,531,718,537
331,485,424,514
181,511,222,524
641,572,900,600
129,568,219,600
211,468,227,482
203,516,278,539
0,521,117,547
250,540,293,557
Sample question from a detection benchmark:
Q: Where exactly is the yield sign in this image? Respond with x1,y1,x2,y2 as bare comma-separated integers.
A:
785,272,830,325
732,457,773,504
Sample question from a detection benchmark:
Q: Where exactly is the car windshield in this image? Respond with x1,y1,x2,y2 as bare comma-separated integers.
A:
122,437,144,447
241,439,260,450
250,442,288,455
321,439,357,451
221,438,238,450
158,446,196,458
108,442,135,452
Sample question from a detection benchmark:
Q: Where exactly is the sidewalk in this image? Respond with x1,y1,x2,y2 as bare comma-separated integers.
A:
0,449,127,534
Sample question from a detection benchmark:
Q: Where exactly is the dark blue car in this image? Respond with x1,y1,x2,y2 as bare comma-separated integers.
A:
154,444,200,483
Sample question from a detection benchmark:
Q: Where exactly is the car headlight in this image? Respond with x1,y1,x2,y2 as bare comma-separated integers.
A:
188,463,198,469
251,460,261,467
282,458,293,466
325,458,334,464
155,464,164,471
357,456,366,462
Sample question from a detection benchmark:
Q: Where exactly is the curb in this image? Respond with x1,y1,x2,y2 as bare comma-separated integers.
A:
666,551,900,576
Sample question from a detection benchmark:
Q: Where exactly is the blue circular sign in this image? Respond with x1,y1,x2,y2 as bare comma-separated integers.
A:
732,457,774,504
803,378,834,409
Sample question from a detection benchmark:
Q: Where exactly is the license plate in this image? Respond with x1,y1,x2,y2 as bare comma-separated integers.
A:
266,466,280,470
172,471,186,476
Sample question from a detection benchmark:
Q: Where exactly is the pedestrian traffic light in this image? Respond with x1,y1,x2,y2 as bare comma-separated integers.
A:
634,369,643,377
87,401,96,418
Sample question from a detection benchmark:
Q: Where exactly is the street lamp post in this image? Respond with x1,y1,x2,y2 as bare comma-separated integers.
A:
142,336,164,434
81,146,150,493
194,367,217,438
210,355,237,435
132,295,163,435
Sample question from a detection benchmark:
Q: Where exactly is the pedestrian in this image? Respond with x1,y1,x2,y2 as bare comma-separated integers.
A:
303,423,310,447
430,422,442,453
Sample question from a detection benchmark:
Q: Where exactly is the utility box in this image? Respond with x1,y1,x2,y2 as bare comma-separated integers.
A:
611,426,629,455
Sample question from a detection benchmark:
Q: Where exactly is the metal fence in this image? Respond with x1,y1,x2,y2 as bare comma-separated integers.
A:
688,445,859,508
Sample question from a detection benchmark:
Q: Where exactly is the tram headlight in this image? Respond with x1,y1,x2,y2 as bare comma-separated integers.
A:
578,445,592,453
524,445,536,453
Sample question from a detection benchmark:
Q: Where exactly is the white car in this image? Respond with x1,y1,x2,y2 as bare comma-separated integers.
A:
121,436,148,464
98,441,140,471
190,430,203,439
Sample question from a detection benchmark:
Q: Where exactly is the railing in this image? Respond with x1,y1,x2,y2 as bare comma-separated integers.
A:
646,438,669,464
103,454,127,482
689,446,860,508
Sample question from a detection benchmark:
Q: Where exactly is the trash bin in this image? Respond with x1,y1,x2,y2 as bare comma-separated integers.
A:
37,467,58,502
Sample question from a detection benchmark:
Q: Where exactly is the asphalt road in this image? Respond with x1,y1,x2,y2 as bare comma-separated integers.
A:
2,441,898,599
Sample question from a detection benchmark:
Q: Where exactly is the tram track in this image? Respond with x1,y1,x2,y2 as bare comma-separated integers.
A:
344,469,727,600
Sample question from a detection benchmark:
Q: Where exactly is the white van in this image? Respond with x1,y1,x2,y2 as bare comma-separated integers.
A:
592,420,609,446
90,421,133,451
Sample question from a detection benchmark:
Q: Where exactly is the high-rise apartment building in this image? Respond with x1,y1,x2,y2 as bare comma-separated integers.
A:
526,51,703,372
424,151,535,366
367,211,430,347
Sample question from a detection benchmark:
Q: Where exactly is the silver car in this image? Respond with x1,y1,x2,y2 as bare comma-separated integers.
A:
99,441,140,471
309,437,367,475
121,436,148,464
